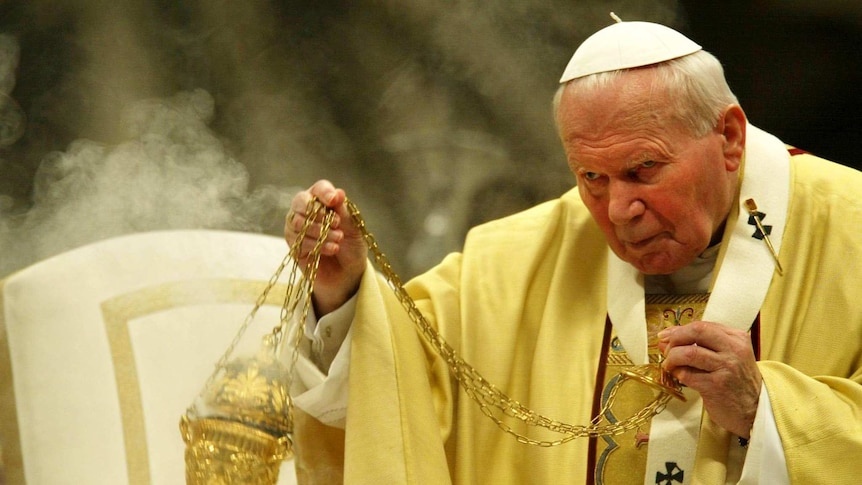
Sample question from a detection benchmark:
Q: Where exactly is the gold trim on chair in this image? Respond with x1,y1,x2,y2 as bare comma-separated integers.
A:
0,278,25,485
99,278,287,484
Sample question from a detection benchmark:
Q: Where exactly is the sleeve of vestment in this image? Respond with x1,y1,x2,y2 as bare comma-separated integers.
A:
294,257,459,484
756,153,862,483
759,362,862,483
290,294,356,428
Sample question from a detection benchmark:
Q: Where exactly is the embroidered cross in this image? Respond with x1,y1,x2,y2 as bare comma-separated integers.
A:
655,462,684,484
747,210,772,240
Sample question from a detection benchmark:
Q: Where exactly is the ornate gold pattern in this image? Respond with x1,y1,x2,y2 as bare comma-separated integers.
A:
181,416,290,485
203,352,292,438
595,293,710,483
181,347,295,484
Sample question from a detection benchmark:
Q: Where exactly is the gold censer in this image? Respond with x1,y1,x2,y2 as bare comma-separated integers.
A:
180,202,335,484
180,345,293,484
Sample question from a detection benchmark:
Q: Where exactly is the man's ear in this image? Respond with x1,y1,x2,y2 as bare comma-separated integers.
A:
718,104,746,171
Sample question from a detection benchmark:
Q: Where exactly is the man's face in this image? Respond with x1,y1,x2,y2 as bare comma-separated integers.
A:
557,69,744,274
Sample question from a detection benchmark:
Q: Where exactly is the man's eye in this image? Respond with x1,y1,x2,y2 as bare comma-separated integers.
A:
641,160,656,168
583,171,601,181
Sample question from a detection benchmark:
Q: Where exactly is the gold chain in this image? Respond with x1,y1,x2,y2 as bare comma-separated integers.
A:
334,198,674,445
211,196,675,445
281,201,336,428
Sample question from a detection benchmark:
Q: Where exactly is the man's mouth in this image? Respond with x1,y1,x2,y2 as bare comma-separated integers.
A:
623,232,665,249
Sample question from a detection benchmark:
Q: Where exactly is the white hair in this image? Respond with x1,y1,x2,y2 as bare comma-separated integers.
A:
553,50,739,138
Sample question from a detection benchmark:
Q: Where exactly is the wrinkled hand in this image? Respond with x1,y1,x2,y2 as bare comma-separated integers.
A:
284,180,368,316
657,321,761,438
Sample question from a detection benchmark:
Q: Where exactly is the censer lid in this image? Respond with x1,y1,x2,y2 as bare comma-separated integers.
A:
201,350,292,437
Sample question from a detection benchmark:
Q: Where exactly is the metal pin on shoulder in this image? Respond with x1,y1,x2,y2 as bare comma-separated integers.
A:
744,198,784,275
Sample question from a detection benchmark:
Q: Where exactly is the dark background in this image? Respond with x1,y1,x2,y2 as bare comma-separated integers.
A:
0,0,859,279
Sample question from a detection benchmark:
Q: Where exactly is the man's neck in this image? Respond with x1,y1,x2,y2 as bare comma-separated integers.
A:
644,244,720,294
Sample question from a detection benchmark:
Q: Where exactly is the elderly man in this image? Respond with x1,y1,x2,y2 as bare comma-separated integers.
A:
285,18,862,484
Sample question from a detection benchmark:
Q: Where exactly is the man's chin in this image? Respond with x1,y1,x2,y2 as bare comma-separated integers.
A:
609,243,696,274
627,254,691,275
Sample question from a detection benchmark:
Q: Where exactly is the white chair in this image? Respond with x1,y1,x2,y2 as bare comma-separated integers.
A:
0,230,299,484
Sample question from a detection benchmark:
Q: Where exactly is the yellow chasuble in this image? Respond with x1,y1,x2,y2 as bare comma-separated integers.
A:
293,140,862,483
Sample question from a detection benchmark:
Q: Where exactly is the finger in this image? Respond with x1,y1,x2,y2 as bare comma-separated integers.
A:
288,187,313,213
286,181,335,217
294,224,344,249
286,198,343,240
293,233,341,259
286,214,343,247
665,364,709,388
309,179,345,208
286,205,342,234
661,342,723,374
657,320,745,354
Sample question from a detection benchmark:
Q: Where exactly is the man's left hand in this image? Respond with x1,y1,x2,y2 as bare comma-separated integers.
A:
657,321,761,438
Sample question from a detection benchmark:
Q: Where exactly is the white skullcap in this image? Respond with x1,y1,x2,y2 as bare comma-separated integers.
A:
559,15,702,83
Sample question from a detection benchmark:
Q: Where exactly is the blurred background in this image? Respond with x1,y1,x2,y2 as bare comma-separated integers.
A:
0,0,860,280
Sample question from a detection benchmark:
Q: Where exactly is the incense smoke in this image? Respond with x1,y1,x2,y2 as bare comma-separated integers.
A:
0,86,297,278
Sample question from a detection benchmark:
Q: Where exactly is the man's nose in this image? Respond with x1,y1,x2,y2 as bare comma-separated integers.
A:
607,180,646,225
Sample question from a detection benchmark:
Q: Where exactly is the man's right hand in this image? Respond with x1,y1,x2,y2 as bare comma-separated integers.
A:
284,180,368,316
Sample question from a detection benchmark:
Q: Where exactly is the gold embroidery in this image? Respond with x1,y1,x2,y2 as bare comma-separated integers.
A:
595,293,709,484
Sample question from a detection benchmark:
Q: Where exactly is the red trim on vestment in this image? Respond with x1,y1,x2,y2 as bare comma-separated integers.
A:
586,317,613,485
750,314,761,360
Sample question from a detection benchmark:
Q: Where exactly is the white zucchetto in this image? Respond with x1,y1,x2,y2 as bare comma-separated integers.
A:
559,16,702,83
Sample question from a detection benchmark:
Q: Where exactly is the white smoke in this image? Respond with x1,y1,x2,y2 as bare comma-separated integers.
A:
0,88,297,278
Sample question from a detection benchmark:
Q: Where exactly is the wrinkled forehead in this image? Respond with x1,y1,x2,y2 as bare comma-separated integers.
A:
559,69,676,136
